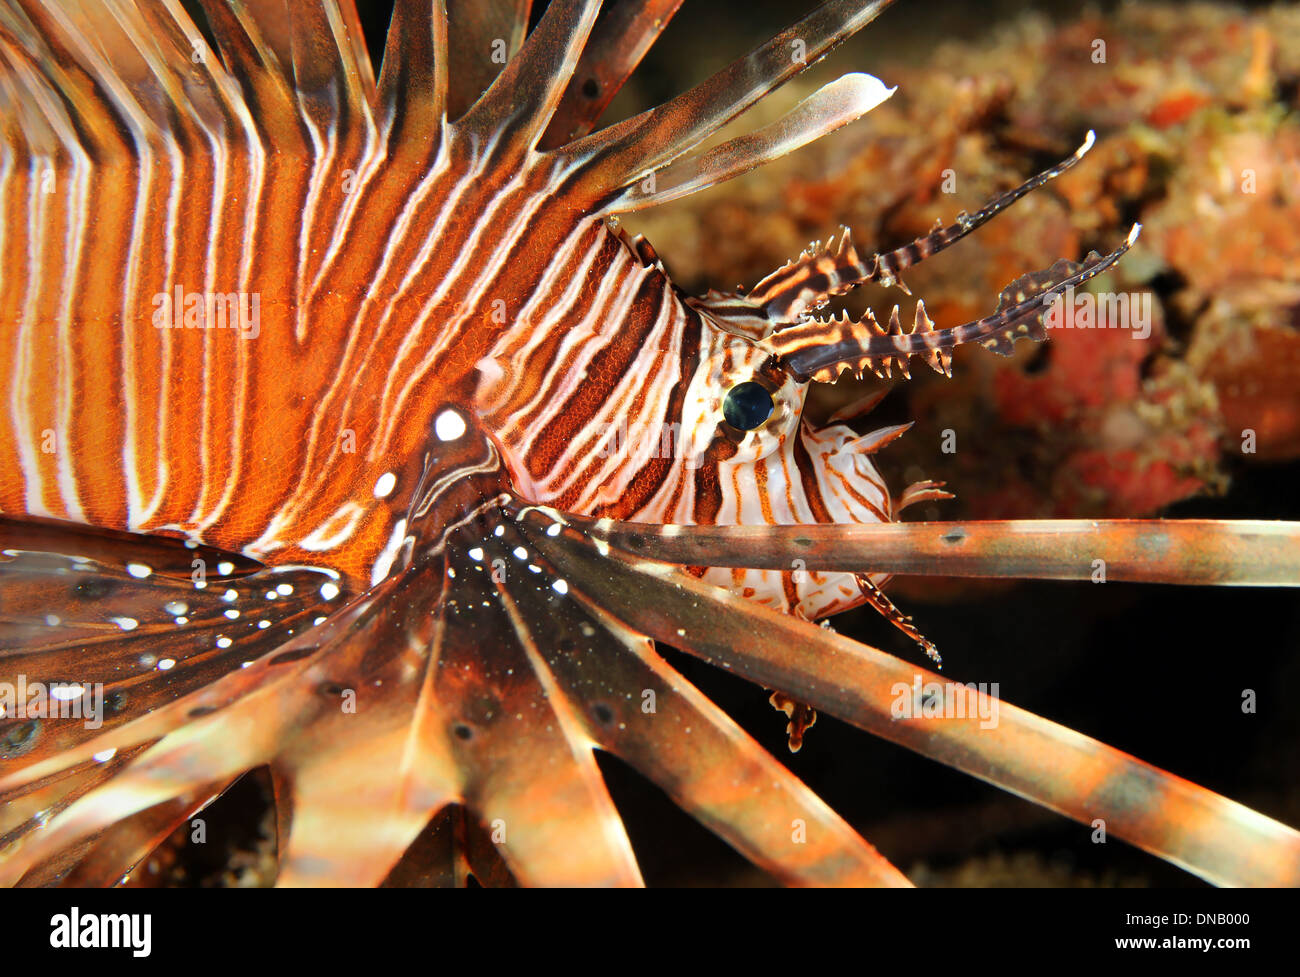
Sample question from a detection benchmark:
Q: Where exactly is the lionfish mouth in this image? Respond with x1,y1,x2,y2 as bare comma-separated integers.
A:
0,0,1296,890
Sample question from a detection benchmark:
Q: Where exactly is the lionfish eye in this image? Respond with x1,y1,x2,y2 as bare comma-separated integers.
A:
722,381,775,431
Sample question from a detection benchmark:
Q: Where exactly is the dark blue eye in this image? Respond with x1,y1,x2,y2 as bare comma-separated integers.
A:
722,381,774,431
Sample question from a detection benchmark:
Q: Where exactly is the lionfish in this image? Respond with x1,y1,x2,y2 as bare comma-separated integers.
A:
0,0,1296,888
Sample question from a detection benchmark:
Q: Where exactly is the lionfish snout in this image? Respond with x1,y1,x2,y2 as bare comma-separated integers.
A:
651,127,1143,630
653,305,919,622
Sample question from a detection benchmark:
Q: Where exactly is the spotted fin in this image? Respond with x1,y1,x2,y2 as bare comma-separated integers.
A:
0,519,346,779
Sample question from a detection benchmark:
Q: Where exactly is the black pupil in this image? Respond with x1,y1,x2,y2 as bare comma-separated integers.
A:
722,382,774,431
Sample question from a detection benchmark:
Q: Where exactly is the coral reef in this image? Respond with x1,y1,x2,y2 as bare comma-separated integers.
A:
626,2,1300,525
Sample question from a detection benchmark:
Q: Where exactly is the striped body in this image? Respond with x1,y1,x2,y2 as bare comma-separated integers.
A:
0,67,608,587
0,70,892,614
479,218,895,618
0,83,536,562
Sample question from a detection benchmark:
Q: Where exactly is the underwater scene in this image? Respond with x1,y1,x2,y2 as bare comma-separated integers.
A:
0,0,1295,914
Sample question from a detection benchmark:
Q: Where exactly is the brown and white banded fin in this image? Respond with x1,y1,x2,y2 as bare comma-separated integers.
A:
300,0,374,110
552,513,1300,587
459,0,601,154
896,479,955,513
872,129,1096,286
191,2,295,108
196,0,375,129
444,0,533,122
192,0,365,151
778,225,1141,382
439,514,894,885
607,73,896,213
521,510,1300,887
331,1,377,102
540,0,685,150
854,573,941,665
0,0,229,146
514,511,911,885
844,422,913,454
749,130,1097,323
749,226,875,321
572,0,897,197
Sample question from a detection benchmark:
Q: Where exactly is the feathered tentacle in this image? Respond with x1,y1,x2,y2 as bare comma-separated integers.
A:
748,131,1098,320
767,226,1140,382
